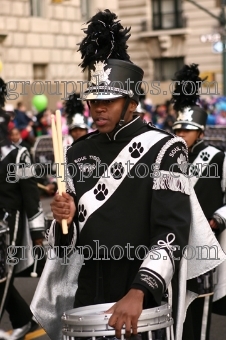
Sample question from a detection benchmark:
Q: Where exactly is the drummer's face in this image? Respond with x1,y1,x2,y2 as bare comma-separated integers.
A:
88,98,137,134
175,129,202,148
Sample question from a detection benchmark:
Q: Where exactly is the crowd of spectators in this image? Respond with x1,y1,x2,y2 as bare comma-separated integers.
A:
4,95,226,154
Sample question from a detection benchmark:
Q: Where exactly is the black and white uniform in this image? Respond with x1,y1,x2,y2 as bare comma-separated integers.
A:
185,140,226,340
189,140,225,222
0,140,45,328
54,117,191,332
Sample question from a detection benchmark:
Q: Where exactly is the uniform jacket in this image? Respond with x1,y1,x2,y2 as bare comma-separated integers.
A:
31,118,226,340
0,141,45,272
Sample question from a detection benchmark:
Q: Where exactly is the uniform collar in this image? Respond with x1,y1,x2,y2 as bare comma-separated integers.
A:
190,139,204,154
106,116,144,141
13,138,22,147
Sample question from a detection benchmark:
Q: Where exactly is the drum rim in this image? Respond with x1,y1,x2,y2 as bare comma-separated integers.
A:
62,302,172,324
62,315,174,338
62,320,174,337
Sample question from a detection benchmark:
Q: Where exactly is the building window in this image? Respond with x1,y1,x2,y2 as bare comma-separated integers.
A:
152,0,184,30
153,57,184,81
33,64,48,80
30,0,44,17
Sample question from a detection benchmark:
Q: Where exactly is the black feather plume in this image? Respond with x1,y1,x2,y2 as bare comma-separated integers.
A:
78,9,131,70
0,78,7,108
171,64,206,112
64,93,84,125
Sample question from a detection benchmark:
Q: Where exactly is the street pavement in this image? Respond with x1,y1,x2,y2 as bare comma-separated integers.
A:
0,196,225,339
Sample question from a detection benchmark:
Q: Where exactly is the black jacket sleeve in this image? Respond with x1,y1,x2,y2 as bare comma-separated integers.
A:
131,139,191,305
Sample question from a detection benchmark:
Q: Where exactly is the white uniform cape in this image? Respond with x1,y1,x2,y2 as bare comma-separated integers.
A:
31,140,226,340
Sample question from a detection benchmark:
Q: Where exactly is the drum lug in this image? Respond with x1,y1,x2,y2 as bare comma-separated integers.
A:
3,212,9,222
62,327,69,332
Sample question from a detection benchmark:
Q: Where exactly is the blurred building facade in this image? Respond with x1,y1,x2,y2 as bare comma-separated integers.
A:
0,0,223,107
117,0,222,103
0,0,118,108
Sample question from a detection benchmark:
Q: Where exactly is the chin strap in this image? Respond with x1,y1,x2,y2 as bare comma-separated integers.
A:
118,97,131,127
110,96,132,135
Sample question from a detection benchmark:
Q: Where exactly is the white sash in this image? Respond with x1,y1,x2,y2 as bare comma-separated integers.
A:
78,130,168,231
189,146,220,187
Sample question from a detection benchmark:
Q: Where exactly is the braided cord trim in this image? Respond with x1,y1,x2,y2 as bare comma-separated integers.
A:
155,136,188,165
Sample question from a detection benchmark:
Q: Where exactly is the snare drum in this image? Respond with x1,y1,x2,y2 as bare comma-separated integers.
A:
0,220,10,283
62,302,174,340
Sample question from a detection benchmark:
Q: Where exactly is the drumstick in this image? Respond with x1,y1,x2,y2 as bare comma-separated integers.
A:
55,111,68,235
30,254,38,278
56,109,65,192
51,115,68,234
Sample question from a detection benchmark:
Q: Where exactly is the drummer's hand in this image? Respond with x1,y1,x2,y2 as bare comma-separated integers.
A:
106,289,144,339
209,219,218,230
50,192,76,226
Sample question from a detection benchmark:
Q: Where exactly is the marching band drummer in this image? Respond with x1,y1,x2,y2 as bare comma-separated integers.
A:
172,64,226,340
34,10,226,340
0,78,45,340
50,9,192,340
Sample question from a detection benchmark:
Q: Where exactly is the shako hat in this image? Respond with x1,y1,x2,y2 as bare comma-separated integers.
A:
64,92,86,127
172,64,207,132
78,9,144,104
69,114,88,131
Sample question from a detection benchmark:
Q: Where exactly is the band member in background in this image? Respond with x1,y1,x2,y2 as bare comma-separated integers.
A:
172,63,226,340
9,127,31,153
63,93,89,146
0,78,45,340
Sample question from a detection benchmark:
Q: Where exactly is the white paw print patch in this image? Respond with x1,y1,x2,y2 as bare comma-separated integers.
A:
200,151,210,162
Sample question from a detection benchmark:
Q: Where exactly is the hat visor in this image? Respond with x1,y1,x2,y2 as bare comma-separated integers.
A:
69,124,88,130
82,92,124,101
172,122,202,131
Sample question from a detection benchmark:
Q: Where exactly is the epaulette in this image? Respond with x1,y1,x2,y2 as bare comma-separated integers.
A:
144,122,188,164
